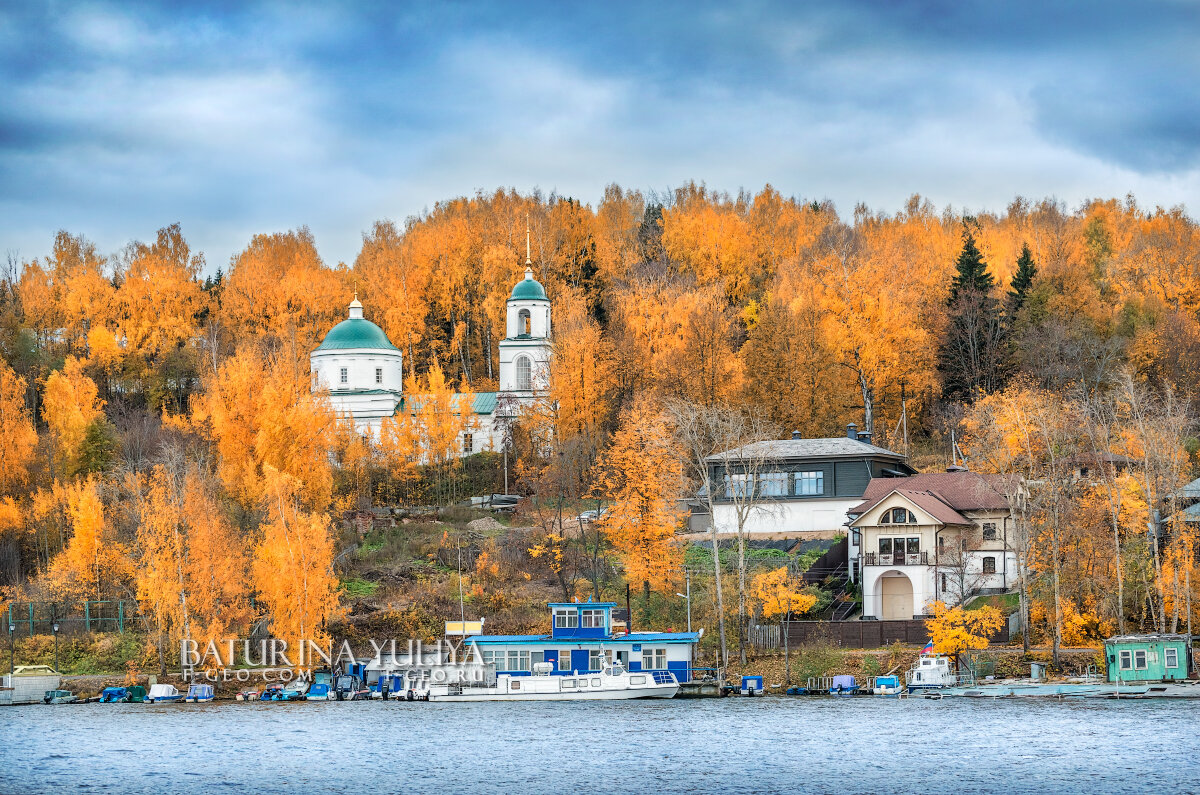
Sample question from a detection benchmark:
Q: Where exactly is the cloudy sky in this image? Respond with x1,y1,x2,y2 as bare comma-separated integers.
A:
2,1,1197,270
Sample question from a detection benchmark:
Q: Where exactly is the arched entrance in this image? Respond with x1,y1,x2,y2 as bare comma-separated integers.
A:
880,572,914,620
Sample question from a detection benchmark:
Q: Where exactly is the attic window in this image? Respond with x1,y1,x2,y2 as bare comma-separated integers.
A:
982,523,997,540
884,508,916,524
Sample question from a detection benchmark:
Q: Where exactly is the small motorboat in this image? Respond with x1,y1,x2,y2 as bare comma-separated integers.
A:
739,676,765,696
873,675,902,696
829,675,859,696
43,689,78,704
305,671,332,701
905,655,956,693
259,685,286,701
99,687,129,703
235,689,260,701
145,683,184,703
785,686,809,696
332,674,371,701
184,684,215,703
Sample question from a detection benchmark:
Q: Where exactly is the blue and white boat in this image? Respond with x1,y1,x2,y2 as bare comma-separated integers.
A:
184,684,214,703
873,675,902,696
740,675,765,696
427,660,678,701
145,683,184,703
829,675,858,696
906,656,956,693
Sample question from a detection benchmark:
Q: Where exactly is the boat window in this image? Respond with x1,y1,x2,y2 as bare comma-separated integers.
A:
562,679,576,688
553,609,579,628
581,609,605,628
591,678,601,687
1134,650,1147,669
1166,648,1179,668
630,675,647,685
578,679,588,688
511,680,520,690
559,651,572,671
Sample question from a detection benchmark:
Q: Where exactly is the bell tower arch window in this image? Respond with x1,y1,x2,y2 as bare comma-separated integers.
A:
518,308,531,336
516,356,532,391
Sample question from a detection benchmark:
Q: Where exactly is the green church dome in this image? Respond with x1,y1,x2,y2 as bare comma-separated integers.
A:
509,267,549,302
315,318,398,351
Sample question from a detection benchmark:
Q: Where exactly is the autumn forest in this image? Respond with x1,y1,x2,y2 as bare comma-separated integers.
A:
1,182,1198,671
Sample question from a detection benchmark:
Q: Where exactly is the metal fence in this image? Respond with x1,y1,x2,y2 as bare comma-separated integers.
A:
4,601,143,636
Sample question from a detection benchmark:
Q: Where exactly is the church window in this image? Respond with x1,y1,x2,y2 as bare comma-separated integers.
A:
519,309,531,336
340,367,348,384
516,356,532,390
375,368,382,385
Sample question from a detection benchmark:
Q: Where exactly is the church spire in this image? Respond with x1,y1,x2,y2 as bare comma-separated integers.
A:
525,214,532,266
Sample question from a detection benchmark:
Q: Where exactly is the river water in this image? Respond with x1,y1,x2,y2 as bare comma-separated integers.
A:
2,697,1197,793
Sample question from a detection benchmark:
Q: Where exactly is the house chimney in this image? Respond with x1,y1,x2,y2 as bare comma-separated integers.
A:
791,430,801,440
858,430,872,444
846,423,858,440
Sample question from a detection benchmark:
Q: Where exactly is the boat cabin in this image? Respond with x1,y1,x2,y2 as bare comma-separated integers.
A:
1104,634,1193,683
905,655,955,690
463,600,701,683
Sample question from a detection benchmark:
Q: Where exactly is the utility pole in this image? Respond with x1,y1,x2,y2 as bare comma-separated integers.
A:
675,568,692,634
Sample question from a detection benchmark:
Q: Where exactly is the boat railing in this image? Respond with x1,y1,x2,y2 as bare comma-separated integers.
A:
648,671,677,685
807,676,837,692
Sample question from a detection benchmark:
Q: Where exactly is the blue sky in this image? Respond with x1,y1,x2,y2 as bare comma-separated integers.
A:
2,0,1197,270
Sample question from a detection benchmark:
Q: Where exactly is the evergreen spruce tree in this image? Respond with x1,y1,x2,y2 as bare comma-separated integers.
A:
947,221,994,305
1008,243,1037,314
938,221,1005,400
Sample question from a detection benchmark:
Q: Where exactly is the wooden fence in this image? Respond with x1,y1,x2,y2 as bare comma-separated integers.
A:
783,619,1010,649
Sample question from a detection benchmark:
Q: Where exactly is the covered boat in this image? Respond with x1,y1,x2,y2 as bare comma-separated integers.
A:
184,684,214,703
873,675,902,696
427,661,678,702
739,675,765,696
145,683,184,703
99,687,129,703
829,675,858,696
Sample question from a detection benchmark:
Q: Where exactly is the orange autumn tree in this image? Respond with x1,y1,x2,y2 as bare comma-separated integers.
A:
189,346,337,511
136,466,190,672
181,471,253,665
593,398,684,599
0,360,38,495
408,359,475,505
47,478,132,603
42,356,104,475
252,467,340,661
750,566,817,620
924,601,1004,662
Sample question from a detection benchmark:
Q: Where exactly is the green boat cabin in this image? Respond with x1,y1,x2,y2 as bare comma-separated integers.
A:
1104,634,1193,683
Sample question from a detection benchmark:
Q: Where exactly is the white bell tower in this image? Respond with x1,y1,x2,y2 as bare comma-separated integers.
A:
498,226,552,396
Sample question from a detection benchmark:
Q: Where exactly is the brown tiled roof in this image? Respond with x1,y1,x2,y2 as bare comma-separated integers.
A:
891,489,973,526
849,471,1015,515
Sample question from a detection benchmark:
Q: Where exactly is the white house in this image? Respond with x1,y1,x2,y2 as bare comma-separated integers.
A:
847,471,1021,620
311,247,553,454
693,427,913,582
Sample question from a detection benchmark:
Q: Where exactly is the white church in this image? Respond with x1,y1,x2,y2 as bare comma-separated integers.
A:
310,251,553,456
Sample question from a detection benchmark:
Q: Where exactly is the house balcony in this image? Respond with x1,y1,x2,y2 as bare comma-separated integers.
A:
863,551,928,567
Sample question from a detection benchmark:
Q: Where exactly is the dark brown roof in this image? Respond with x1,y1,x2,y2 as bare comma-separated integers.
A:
849,471,1015,515
892,489,973,526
